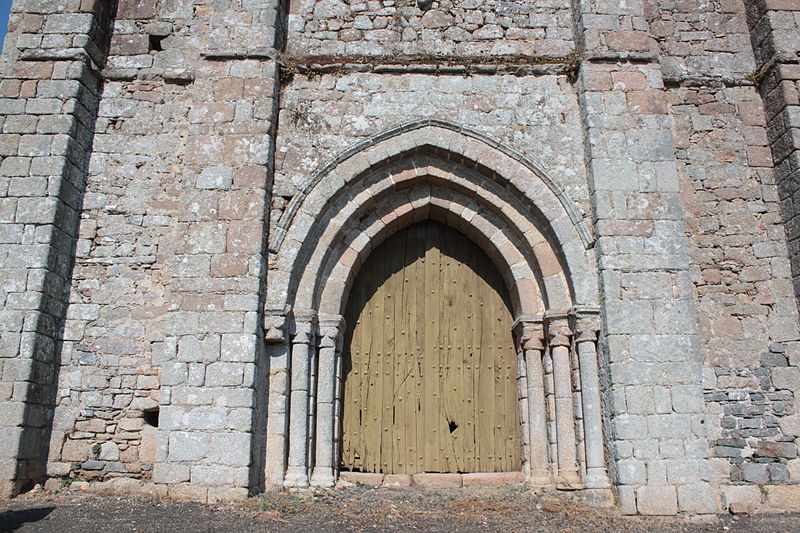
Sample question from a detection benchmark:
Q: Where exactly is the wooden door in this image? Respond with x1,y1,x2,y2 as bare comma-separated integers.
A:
341,220,520,474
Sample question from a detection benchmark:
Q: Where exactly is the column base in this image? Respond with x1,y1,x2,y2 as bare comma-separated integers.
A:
584,467,611,489
556,470,582,490
309,466,335,487
528,468,552,486
283,466,309,488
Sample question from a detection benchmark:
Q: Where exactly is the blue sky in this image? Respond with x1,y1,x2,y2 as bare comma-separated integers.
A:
0,0,12,46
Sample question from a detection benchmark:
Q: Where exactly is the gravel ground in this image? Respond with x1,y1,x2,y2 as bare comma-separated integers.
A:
2,485,800,533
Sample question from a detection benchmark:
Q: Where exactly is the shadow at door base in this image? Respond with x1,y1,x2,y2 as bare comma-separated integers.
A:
0,506,55,532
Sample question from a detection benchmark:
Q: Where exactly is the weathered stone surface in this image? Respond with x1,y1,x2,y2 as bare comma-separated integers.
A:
339,472,383,487
637,485,678,515
412,473,463,489
0,0,797,519
461,472,524,486
766,485,800,510
381,474,412,487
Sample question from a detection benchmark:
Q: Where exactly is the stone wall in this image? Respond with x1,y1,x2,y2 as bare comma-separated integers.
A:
649,0,800,510
1,0,800,515
41,0,283,501
0,0,113,498
272,71,589,213
670,79,800,486
286,0,574,57
744,1,800,304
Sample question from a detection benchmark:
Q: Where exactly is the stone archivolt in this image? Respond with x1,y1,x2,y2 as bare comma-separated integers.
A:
265,123,609,492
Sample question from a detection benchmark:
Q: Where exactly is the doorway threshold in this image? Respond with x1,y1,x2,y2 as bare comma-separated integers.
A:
338,471,524,489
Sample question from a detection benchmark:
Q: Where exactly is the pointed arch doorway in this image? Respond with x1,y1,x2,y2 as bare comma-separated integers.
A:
341,220,521,475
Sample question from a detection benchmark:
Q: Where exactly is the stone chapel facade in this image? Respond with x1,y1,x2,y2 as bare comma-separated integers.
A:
1,0,800,516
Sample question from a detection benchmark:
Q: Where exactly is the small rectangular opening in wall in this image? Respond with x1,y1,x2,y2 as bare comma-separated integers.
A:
143,408,159,427
149,34,165,52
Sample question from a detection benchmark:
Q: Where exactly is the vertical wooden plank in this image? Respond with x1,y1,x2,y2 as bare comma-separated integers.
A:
464,234,478,473
442,228,462,472
382,237,396,473
490,262,506,472
353,256,368,472
414,223,427,474
359,266,374,472
445,238,459,473
437,224,447,472
399,227,413,474
423,223,440,472
481,256,502,472
409,222,424,474
343,262,358,471
351,274,364,471
435,225,448,472
364,248,381,472
392,228,408,473
450,239,467,472
453,239,468,472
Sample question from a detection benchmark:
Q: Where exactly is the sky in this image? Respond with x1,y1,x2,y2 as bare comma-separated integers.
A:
0,0,11,47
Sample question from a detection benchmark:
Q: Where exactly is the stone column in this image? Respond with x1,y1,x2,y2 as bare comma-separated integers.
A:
514,317,550,484
264,309,290,487
542,349,557,468
332,330,345,476
575,310,610,489
310,316,344,487
548,314,580,488
515,347,530,480
284,316,314,487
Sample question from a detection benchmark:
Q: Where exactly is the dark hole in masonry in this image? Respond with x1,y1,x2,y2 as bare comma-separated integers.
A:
149,34,165,52
143,408,160,427
448,420,458,433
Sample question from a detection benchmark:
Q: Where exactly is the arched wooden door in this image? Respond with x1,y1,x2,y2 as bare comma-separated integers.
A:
341,220,521,474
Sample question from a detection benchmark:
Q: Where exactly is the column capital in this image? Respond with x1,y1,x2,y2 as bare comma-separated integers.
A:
292,310,316,345
545,310,571,347
264,304,291,343
318,314,345,348
512,315,545,351
572,306,601,343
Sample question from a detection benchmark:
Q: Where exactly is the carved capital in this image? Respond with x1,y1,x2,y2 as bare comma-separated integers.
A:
512,315,545,352
523,326,546,351
292,309,316,345
264,305,291,343
319,314,345,349
546,311,572,347
573,306,601,344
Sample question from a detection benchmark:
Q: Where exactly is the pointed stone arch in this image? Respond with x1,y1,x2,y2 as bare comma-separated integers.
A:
267,120,598,311
263,122,609,492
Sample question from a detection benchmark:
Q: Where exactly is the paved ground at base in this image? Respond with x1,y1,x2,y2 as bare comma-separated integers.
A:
2,485,800,533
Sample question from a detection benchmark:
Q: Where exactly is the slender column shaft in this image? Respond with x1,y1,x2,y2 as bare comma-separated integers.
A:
516,351,531,478
577,332,610,488
264,343,290,486
525,346,550,484
285,322,312,487
549,320,580,487
332,340,344,475
542,351,557,467
311,320,342,487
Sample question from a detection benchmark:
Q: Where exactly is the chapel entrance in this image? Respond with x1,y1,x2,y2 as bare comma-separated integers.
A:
340,220,521,474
